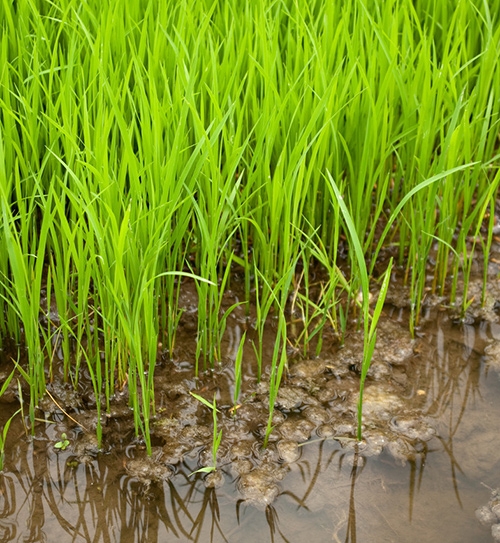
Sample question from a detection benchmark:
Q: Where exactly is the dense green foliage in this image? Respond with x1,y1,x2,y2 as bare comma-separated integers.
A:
1,0,499,448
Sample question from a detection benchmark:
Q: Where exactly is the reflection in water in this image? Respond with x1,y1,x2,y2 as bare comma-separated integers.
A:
419,319,484,509
264,505,289,543
0,475,16,541
344,448,360,543
0,424,356,542
1,314,499,542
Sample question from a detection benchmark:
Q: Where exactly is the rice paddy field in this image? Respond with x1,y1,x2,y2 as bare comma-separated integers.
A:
1,0,500,541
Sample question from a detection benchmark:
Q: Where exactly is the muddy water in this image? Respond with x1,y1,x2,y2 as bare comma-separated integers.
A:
1,306,500,542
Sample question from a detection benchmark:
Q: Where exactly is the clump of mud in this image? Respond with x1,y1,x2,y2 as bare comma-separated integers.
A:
475,488,500,542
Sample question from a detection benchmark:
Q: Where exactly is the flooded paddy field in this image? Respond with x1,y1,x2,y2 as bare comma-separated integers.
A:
1,1,499,541
1,281,500,543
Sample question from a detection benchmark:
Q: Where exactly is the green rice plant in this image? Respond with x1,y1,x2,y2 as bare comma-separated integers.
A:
252,253,300,383
251,263,267,383
328,159,482,435
0,178,54,428
395,9,499,310
259,262,296,448
288,267,333,356
189,392,222,475
232,331,246,413
108,268,213,454
294,227,354,349
292,283,339,357
54,433,70,452
48,187,95,388
366,164,480,328
450,167,500,316
480,190,499,307
327,174,393,440
263,312,288,449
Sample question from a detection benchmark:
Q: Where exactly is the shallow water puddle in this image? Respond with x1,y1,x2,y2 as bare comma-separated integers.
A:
1,311,500,543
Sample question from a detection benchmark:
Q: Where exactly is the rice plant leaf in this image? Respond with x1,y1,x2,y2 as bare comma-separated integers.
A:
370,162,479,273
325,173,369,304
0,368,16,397
368,258,393,340
190,392,220,413
191,466,216,475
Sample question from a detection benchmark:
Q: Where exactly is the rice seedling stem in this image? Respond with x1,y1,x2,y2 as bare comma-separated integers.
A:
190,392,222,475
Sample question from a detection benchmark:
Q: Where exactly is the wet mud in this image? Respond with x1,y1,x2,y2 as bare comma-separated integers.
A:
1,260,500,541
476,488,500,542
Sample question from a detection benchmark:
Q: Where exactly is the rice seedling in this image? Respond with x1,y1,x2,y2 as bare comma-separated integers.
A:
260,263,296,448
480,191,499,306
54,433,70,452
327,174,394,440
263,312,289,449
451,168,500,317
0,182,51,427
189,393,222,475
